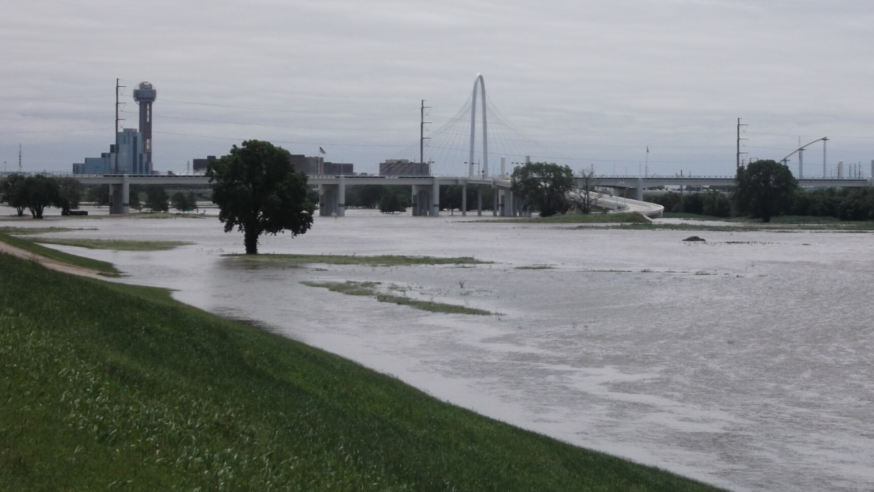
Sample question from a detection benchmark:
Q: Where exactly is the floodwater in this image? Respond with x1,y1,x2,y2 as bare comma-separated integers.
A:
4,207,874,492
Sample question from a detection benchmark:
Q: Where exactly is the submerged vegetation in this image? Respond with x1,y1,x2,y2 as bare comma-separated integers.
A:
0,254,723,491
302,280,494,316
483,212,649,224
0,226,86,235
233,254,489,266
608,220,874,232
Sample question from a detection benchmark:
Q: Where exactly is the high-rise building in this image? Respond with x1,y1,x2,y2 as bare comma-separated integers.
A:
379,159,430,176
72,129,151,175
132,81,157,167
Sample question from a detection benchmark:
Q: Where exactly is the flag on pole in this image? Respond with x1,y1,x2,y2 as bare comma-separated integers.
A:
319,146,326,154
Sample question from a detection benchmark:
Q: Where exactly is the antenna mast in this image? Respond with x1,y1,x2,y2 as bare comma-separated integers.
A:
115,78,126,173
736,118,748,170
18,144,22,173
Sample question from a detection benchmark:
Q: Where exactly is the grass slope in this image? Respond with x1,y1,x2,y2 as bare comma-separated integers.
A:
0,255,724,491
0,233,120,276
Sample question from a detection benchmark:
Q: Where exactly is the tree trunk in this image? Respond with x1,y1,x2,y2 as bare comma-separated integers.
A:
244,225,259,255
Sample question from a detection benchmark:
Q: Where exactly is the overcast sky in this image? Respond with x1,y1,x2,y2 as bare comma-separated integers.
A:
3,0,874,177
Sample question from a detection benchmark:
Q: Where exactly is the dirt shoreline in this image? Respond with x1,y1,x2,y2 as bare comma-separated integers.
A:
0,241,106,279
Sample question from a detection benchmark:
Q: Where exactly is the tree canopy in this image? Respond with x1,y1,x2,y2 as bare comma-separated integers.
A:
56,177,86,215
1,174,28,216
145,185,169,213
734,160,798,222
21,175,60,219
510,162,574,217
207,140,314,254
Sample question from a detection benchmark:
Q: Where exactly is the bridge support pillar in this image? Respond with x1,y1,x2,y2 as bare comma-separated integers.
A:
499,190,514,217
411,185,430,216
109,184,121,214
338,175,345,217
122,174,130,214
636,177,643,201
477,187,482,216
431,178,440,216
462,184,467,216
319,184,341,216
493,188,498,216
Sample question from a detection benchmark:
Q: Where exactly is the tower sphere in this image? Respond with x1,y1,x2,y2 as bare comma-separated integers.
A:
133,81,156,102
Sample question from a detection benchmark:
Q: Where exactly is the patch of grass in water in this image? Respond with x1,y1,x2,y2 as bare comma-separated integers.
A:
0,226,89,235
302,280,380,296
516,265,554,270
303,281,494,315
374,293,493,315
0,232,121,276
610,222,874,232
235,254,489,266
32,238,192,251
479,212,648,224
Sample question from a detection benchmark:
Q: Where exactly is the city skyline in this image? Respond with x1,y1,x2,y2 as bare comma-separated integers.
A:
2,1,874,177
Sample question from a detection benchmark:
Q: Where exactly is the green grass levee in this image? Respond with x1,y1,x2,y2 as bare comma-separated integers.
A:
0,254,725,491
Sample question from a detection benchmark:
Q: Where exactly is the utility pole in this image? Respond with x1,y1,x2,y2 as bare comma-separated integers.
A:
420,100,430,166
18,144,22,173
736,118,748,171
115,78,126,173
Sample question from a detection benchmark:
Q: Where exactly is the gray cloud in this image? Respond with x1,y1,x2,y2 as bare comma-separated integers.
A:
2,0,873,176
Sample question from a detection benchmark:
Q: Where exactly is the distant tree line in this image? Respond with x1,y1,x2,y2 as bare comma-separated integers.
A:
647,159,874,222
1,175,86,218
0,174,204,218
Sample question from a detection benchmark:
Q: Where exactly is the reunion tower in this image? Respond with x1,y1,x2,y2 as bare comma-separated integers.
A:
132,81,157,167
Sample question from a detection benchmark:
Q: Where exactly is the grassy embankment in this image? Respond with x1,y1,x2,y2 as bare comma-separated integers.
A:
302,280,494,316
0,252,725,491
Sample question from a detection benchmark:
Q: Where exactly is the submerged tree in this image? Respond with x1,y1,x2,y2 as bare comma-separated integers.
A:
511,162,574,217
207,140,314,254
0,174,28,216
20,175,60,219
734,160,797,223
568,169,600,214
56,177,86,215
145,185,169,213
171,192,189,212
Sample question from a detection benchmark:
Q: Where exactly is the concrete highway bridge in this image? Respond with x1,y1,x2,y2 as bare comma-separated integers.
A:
43,172,873,217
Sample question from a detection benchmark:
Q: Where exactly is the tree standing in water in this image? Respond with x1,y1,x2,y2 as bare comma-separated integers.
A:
207,140,314,254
